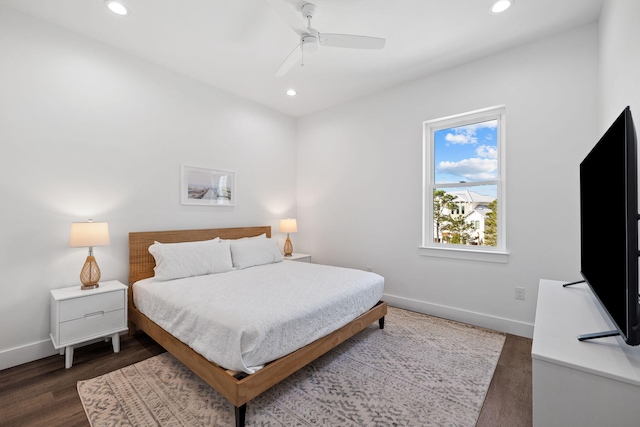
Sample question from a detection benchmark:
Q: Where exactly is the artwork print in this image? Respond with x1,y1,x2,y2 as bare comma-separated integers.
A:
181,165,235,206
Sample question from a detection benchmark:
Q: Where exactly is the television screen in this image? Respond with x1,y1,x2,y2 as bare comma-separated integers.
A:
580,106,639,345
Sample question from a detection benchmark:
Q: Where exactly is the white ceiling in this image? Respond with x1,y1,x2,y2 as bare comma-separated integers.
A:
0,0,604,117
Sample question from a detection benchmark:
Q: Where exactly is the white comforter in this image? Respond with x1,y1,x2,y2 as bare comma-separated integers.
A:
133,261,384,374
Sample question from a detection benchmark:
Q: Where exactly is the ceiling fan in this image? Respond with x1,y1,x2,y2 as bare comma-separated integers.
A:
267,1,386,77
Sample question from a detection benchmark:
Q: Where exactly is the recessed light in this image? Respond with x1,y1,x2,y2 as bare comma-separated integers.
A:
105,0,129,16
286,89,297,96
490,0,513,13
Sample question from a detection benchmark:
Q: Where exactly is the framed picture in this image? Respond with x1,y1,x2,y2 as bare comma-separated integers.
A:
181,165,235,206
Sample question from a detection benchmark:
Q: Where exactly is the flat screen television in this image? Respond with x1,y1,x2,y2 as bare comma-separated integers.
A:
575,106,640,346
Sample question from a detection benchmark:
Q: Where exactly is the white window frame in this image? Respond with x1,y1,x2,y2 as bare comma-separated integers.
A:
420,105,509,263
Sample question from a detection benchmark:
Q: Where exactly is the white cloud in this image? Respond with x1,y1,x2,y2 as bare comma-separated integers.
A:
443,119,497,145
476,145,497,159
437,158,497,181
445,132,476,144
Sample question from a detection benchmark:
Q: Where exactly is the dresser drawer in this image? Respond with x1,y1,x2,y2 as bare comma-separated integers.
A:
59,290,125,322
59,308,126,345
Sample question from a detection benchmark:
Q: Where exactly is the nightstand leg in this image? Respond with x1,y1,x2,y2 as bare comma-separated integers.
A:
65,346,74,369
111,332,120,353
59,348,65,356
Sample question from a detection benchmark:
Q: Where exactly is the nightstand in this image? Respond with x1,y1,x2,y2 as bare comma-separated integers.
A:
50,280,128,368
283,253,311,262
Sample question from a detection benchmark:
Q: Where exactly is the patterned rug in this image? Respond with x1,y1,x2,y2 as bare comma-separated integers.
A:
77,307,505,426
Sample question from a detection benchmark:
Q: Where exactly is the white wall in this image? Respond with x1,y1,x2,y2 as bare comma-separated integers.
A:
599,0,640,129
3,3,628,369
0,7,297,369
296,24,600,337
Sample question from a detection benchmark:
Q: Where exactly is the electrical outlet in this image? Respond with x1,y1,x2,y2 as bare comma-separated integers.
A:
515,287,526,300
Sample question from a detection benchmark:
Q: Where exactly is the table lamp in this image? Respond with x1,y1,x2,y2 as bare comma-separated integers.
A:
279,218,297,257
69,220,110,290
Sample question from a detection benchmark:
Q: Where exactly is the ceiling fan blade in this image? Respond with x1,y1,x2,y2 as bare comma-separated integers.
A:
275,43,302,77
319,33,386,49
264,0,306,35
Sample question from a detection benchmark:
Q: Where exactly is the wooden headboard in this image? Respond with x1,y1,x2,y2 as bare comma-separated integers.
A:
128,226,271,284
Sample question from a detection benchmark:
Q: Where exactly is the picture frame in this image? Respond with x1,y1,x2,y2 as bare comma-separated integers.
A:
181,165,235,206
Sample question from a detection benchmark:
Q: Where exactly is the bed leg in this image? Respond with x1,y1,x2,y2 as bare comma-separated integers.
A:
235,404,246,427
379,316,385,329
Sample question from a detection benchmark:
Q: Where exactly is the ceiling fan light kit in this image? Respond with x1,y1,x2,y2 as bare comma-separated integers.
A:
301,29,319,53
270,2,386,77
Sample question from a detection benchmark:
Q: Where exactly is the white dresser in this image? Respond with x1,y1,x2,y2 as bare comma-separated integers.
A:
532,279,640,427
50,280,128,368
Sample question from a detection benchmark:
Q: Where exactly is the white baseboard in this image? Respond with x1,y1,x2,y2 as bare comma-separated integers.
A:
0,333,129,371
383,293,534,339
0,339,59,371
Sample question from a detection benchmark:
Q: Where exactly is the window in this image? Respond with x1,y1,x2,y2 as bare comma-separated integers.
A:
421,105,508,263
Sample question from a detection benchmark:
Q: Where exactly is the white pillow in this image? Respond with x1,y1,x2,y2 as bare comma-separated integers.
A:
230,237,283,269
148,238,233,281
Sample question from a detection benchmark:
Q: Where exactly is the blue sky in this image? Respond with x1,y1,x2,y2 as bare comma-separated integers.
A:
434,119,498,184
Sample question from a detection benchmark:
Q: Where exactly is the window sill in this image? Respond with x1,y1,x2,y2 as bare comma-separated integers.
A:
418,246,509,263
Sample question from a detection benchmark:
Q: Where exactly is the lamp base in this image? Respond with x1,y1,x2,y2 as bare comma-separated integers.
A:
79,255,101,290
283,236,293,257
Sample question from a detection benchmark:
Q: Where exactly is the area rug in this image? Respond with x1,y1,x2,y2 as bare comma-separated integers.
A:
77,307,505,426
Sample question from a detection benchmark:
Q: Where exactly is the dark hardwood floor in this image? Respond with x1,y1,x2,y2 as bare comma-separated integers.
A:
0,334,165,427
0,333,532,426
477,334,533,427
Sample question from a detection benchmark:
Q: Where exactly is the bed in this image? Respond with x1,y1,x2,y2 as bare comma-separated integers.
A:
127,226,387,427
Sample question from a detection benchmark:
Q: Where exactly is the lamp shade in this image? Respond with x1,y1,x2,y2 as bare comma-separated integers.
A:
279,218,297,233
69,221,110,247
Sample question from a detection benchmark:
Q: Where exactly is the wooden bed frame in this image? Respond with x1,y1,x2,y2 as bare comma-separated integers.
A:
127,226,387,427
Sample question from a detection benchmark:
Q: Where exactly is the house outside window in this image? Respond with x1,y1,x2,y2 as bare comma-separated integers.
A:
421,105,508,263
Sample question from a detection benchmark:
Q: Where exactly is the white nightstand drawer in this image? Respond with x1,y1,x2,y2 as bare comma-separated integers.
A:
59,290,125,322
59,308,126,345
